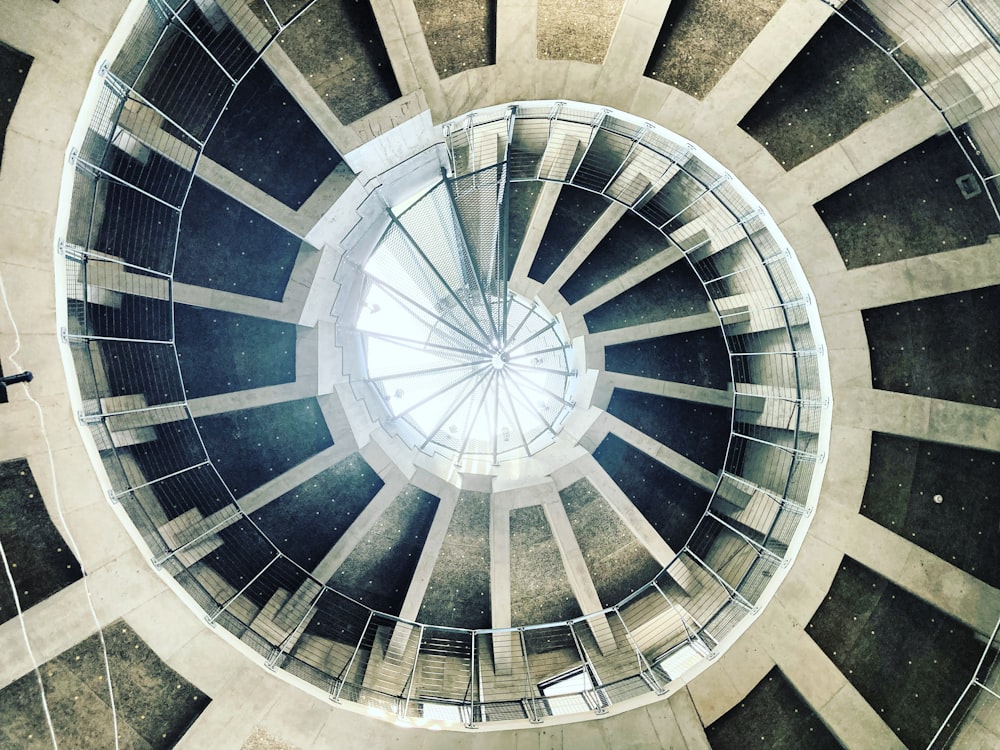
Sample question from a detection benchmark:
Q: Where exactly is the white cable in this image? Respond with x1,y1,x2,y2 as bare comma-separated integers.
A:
0,529,58,749
0,269,120,750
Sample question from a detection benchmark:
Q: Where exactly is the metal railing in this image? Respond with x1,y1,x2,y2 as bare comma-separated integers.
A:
55,0,834,730
821,0,1000,227
928,613,1000,748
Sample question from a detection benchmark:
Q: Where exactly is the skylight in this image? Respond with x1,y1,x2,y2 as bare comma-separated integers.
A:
356,179,576,468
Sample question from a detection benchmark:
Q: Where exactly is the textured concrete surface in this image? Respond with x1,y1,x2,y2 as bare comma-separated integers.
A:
2,0,1000,747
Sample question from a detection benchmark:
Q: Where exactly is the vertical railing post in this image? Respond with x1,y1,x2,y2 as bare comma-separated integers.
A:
332,609,374,703
612,607,665,695
206,553,281,625
519,628,543,723
399,624,424,720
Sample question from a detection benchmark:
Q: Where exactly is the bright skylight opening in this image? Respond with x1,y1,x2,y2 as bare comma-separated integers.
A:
356,179,576,468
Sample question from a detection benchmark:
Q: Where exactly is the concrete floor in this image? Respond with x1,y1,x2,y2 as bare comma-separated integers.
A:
1,0,1000,748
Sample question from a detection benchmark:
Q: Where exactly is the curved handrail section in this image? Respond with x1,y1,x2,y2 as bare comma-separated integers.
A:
820,0,1000,226
56,0,833,730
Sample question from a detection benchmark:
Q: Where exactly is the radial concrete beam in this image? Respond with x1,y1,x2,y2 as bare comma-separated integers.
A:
309,470,409,583
368,0,447,118
588,311,720,347
834,387,1000,454
186,380,317,419
760,95,946,223
194,157,308,237
237,442,358,516
552,454,700,596
538,488,617,654
811,501,1000,637
172,283,299,323
591,0,675,110
790,95,945,199
496,0,537,66
750,599,907,750
0,546,168,691
510,180,562,289
489,493,514,675
568,244,686,315
699,0,834,127
597,371,733,409
810,237,1000,316
664,687,713,750
594,412,720,493
539,202,629,311
396,482,461,622
259,44,361,155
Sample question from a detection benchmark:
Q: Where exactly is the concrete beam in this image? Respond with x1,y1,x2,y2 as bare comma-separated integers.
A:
540,490,617,654
834,387,1000,454
569,244,686,315
237,442,358,516
760,95,946,222
553,454,701,597
396,483,461,622
186,380,316,419
510,180,562,288
811,237,1000,316
751,600,907,750
592,0,675,111
490,495,514,675
496,0,537,66
700,0,834,127
597,412,720,493
588,311,721,347
309,471,409,582
598,371,733,409
368,0,447,118
811,501,1000,638
539,202,629,312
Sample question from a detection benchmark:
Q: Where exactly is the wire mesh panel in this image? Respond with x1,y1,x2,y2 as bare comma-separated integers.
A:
507,106,557,180
476,629,530,709
405,627,475,718
449,164,507,325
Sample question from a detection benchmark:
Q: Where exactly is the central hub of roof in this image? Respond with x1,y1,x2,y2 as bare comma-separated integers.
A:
351,177,577,471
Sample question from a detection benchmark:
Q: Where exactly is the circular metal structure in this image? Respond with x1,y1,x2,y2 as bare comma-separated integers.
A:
352,182,576,468
55,0,832,729
8,0,997,745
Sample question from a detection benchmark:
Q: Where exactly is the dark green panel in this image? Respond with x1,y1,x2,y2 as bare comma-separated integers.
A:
740,12,921,168
510,505,580,626
707,667,844,750
0,458,82,625
808,557,983,749
817,132,996,267
560,478,660,607
174,305,296,400
195,398,332,498
417,490,491,629
862,433,1000,589
864,286,1000,407
0,620,209,749
329,486,439,616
